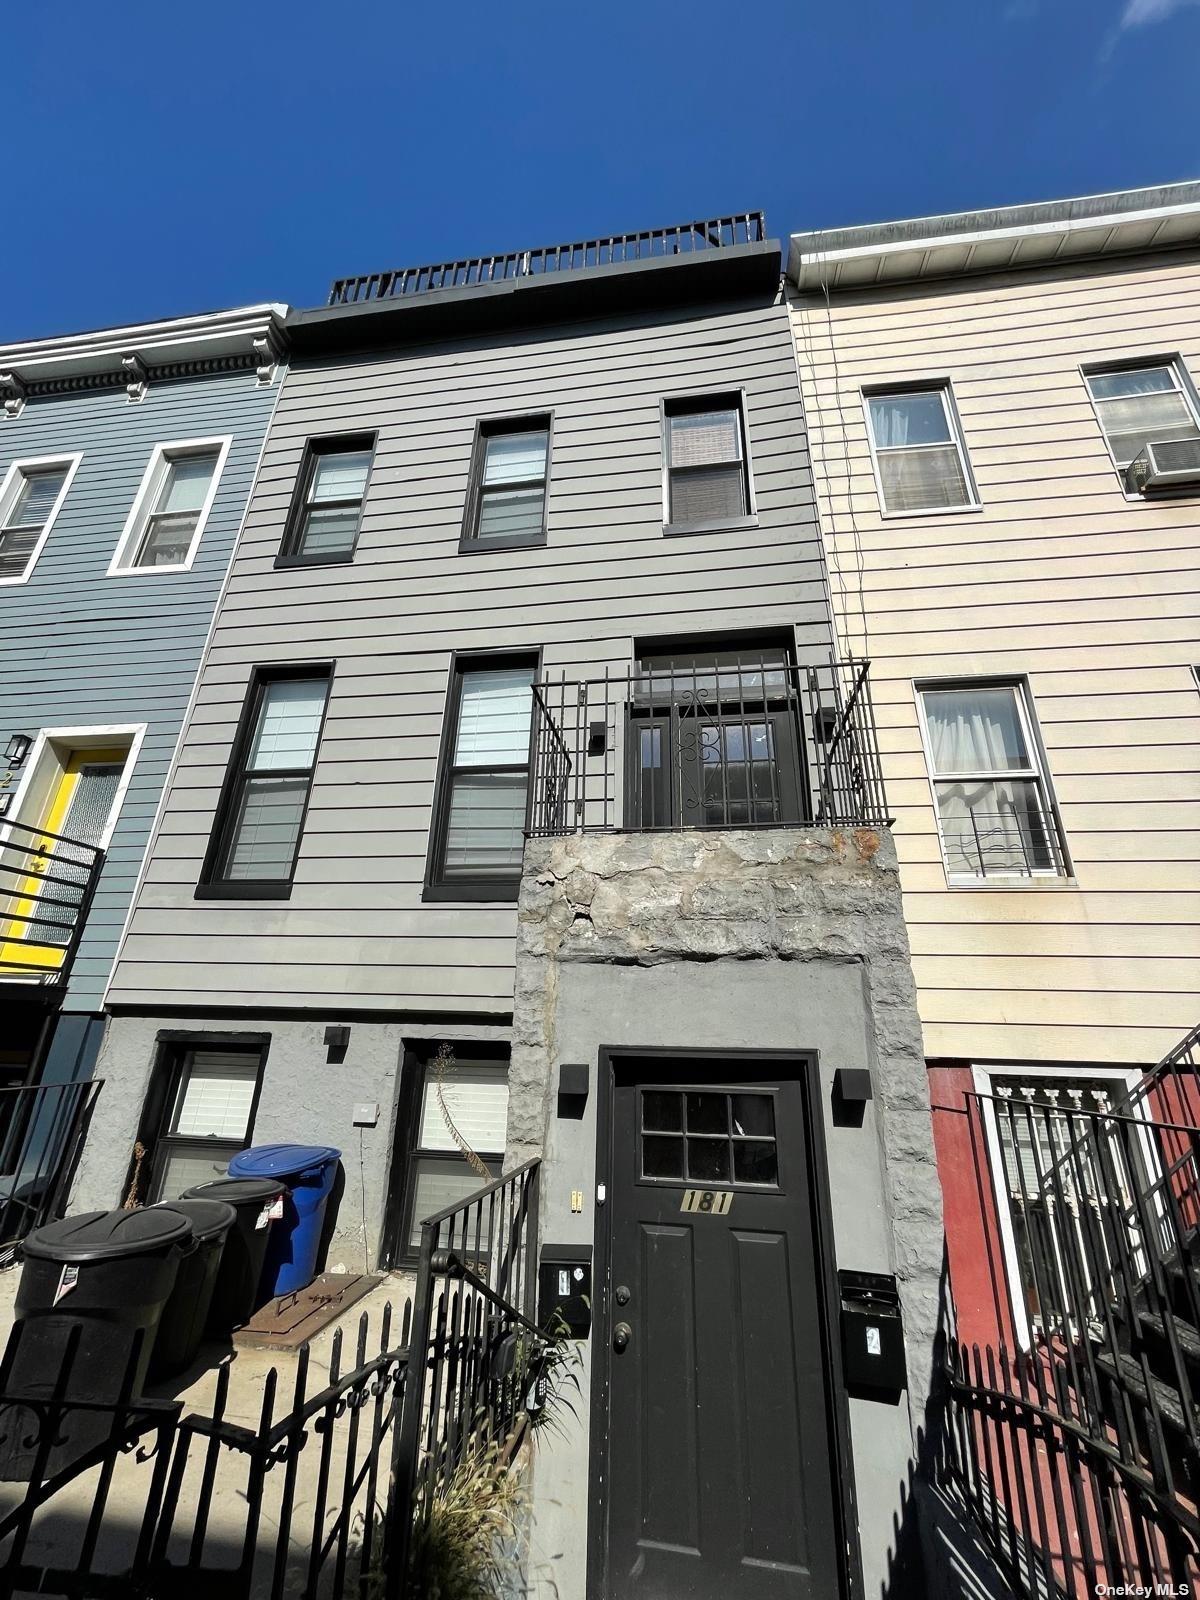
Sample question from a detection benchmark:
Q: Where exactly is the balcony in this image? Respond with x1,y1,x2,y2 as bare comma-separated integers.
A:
527,655,890,838
327,213,768,306
0,818,104,995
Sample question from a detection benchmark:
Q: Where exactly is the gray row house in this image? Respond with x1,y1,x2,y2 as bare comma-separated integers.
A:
59,218,944,1597
0,307,285,1197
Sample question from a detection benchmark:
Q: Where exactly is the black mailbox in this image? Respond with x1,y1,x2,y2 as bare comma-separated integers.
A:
538,1245,592,1339
838,1269,906,1394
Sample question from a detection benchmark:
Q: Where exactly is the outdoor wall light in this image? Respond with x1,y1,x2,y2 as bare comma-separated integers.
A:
0,792,11,819
5,734,31,768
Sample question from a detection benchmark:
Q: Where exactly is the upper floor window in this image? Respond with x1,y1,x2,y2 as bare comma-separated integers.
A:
425,656,537,900
462,418,550,550
109,438,229,574
199,667,332,899
663,395,753,530
279,434,375,566
0,455,80,584
864,385,977,515
918,681,1068,884
1084,361,1200,473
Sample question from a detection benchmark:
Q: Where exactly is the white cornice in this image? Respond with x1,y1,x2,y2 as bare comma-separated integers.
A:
788,182,1200,291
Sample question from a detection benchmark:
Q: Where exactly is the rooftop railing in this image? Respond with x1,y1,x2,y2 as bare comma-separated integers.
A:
328,212,767,306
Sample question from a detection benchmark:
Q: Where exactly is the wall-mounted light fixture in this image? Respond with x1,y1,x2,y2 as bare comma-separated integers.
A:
0,792,12,819
5,733,32,769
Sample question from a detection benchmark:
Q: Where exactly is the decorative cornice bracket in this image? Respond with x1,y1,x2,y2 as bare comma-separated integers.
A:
122,353,149,403
252,332,282,386
0,372,27,419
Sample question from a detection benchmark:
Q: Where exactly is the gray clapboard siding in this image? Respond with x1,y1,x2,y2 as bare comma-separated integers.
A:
108,294,834,1014
0,368,281,1011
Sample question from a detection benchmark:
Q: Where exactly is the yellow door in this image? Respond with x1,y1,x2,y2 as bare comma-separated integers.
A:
0,749,125,978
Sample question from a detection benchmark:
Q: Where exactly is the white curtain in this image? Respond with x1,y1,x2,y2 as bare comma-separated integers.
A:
924,688,1048,876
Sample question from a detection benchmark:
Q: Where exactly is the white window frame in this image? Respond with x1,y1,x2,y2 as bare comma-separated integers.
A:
914,677,1069,888
861,381,980,518
1080,355,1200,495
0,454,83,587
0,723,147,849
973,1062,1154,1351
107,436,231,576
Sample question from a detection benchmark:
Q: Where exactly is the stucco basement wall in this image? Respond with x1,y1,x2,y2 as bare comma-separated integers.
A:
506,826,945,1600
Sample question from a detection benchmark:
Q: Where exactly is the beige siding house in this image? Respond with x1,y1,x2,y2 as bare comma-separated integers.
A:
788,183,1200,1069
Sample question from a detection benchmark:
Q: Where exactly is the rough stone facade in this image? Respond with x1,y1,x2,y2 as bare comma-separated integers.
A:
509,824,943,1408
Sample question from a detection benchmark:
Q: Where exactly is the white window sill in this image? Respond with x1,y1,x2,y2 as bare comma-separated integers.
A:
944,874,1078,891
105,563,195,578
878,502,983,521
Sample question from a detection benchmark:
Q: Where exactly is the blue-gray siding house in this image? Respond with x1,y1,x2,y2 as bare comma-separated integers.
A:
0,306,286,1087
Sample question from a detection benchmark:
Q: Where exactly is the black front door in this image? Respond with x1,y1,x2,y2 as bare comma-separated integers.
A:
600,1055,842,1600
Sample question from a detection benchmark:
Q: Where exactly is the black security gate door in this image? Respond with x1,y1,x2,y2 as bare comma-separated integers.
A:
603,1057,842,1600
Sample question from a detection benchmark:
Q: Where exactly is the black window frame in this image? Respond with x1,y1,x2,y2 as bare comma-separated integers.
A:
459,414,552,554
423,648,540,903
128,1031,271,1208
276,432,377,569
196,662,334,901
383,1040,511,1268
661,390,757,536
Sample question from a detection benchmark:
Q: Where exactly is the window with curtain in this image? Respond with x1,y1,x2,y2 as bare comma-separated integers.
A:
117,446,223,570
203,670,331,895
427,658,536,898
920,682,1065,881
664,396,751,527
1084,362,1200,470
401,1056,510,1255
280,434,375,563
152,1046,264,1201
865,386,976,514
0,461,72,580
463,419,550,548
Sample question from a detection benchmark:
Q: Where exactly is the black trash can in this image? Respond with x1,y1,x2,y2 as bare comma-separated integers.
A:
1,1207,194,1479
148,1199,236,1377
180,1177,285,1333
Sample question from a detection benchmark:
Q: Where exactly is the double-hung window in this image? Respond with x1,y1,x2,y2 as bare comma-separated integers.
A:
0,456,79,583
865,385,977,514
1084,361,1200,473
919,682,1067,883
279,434,375,564
149,1044,265,1202
200,668,332,897
426,656,536,899
110,439,229,572
462,418,550,549
396,1048,510,1259
663,395,752,529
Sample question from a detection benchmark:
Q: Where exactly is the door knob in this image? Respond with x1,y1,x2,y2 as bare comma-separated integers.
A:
613,1322,632,1353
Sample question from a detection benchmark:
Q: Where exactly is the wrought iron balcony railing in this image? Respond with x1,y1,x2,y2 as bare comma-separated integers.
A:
0,818,104,989
527,655,890,837
328,212,767,306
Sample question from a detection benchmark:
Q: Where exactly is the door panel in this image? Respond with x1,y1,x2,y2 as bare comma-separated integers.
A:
604,1058,841,1600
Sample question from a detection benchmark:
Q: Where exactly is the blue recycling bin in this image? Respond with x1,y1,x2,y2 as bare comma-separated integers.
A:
227,1143,341,1298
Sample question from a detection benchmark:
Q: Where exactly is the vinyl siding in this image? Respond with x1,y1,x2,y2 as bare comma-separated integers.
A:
790,247,1200,1067
0,368,281,1010
107,294,833,1013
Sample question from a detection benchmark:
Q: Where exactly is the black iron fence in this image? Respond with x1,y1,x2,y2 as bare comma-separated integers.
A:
947,1071,1200,1594
528,654,890,836
0,818,104,987
0,1078,101,1267
0,1159,544,1597
328,212,766,305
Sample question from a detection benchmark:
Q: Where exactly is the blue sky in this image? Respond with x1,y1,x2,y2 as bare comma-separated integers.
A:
9,0,1200,340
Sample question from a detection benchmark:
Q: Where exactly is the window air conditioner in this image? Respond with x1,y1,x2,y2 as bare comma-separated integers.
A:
1125,438,1200,493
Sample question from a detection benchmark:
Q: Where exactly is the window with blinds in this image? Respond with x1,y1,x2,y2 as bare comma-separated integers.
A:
401,1054,510,1255
113,442,226,571
0,460,73,581
427,658,536,898
202,669,332,895
280,434,375,563
463,418,550,548
153,1046,263,1202
664,396,751,527
865,386,977,514
1084,362,1200,470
